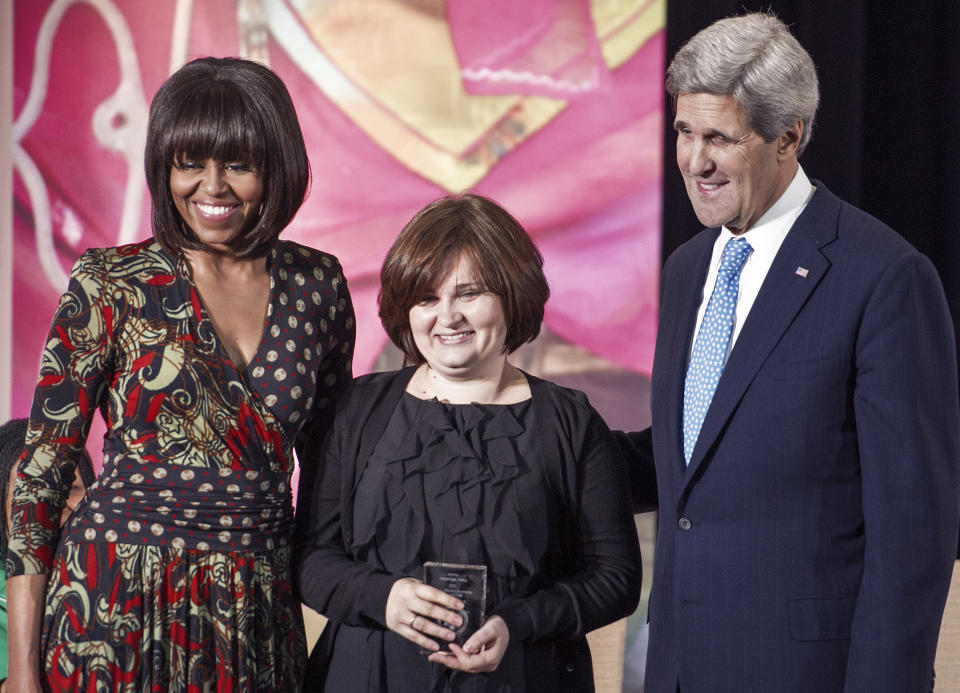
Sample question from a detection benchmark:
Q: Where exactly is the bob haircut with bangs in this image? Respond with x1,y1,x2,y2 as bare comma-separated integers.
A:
144,57,309,258
379,194,550,364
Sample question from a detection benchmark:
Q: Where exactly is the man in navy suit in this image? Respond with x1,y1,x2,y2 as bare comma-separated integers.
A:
622,12,960,692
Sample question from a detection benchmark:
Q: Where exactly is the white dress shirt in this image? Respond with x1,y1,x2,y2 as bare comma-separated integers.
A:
689,166,816,364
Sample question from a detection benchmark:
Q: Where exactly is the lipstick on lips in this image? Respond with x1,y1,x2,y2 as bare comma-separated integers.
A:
194,201,238,221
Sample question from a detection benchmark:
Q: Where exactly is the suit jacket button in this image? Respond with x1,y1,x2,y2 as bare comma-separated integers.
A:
678,517,692,531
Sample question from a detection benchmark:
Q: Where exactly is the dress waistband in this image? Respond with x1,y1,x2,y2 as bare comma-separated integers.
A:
63,460,294,553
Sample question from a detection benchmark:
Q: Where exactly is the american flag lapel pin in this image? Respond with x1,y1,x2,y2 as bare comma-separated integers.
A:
795,266,809,278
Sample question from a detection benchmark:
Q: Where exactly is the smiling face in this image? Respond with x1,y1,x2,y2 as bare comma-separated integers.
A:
169,158,264,251
674,93,800,233
408,255,509,381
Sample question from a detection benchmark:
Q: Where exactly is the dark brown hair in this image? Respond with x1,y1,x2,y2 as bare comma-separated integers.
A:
379,194,550,363
144,57,309,258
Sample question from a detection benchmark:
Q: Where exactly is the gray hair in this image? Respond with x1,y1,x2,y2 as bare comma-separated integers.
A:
666,13,820,155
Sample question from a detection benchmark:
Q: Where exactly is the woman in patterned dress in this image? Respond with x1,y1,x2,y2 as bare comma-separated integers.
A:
6,57,355,692
295,195,641,692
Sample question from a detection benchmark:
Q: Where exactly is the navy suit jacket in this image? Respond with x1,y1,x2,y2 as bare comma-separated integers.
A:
634,182,960,692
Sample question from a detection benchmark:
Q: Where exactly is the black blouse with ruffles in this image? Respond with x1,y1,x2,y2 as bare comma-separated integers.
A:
353,393,545,577
327,393,544,692
296,367,642,693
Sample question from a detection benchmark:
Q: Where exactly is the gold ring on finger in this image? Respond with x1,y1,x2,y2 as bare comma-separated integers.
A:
409,615,417,628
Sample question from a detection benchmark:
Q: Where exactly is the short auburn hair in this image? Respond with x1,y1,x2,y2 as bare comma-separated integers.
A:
144,57,309,258
379,194,550,364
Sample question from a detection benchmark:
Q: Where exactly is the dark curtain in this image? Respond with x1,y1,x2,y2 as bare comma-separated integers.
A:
662,2,960,556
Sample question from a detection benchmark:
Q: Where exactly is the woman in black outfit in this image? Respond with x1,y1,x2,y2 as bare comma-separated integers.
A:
295,194,641,692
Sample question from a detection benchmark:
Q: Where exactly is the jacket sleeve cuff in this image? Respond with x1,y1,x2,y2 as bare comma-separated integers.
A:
490,599,534,642
358,572,399,627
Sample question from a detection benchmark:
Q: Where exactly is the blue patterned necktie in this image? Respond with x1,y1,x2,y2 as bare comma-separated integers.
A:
682,236,753,464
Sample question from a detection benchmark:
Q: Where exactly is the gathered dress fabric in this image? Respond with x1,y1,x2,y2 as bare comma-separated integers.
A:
7,239,354,692
295,368,642,693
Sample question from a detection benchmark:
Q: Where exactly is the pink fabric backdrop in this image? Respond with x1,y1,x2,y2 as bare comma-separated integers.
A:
11,0,662,428
11,4,662,686
448,0,613,99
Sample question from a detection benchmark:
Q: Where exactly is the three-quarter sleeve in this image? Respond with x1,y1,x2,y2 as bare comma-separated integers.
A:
7,249,115,576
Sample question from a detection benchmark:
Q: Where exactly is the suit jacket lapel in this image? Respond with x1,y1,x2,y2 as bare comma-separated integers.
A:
683,183,842,486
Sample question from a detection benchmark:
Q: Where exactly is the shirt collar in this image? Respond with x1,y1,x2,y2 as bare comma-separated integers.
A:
719,165,815,253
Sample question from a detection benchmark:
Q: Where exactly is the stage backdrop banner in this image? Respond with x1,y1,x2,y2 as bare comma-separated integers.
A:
12,0,662,408
11,2,663,688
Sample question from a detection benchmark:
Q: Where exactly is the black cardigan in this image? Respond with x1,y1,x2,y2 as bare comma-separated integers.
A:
294,367,642,692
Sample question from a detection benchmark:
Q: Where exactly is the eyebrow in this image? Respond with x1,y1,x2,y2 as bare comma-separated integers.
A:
674,120,731,139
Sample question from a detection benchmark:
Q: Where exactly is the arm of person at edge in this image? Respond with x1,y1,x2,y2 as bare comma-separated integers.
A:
4,447,42,693
295,389,642,673
6,575,47,693
6,250,114,692
610,427,658,513
843,250,960,691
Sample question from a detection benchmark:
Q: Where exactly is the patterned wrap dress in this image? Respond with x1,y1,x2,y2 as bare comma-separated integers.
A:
7,239,354,692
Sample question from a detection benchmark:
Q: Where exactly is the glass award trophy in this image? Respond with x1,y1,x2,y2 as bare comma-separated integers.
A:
421,561,487,653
